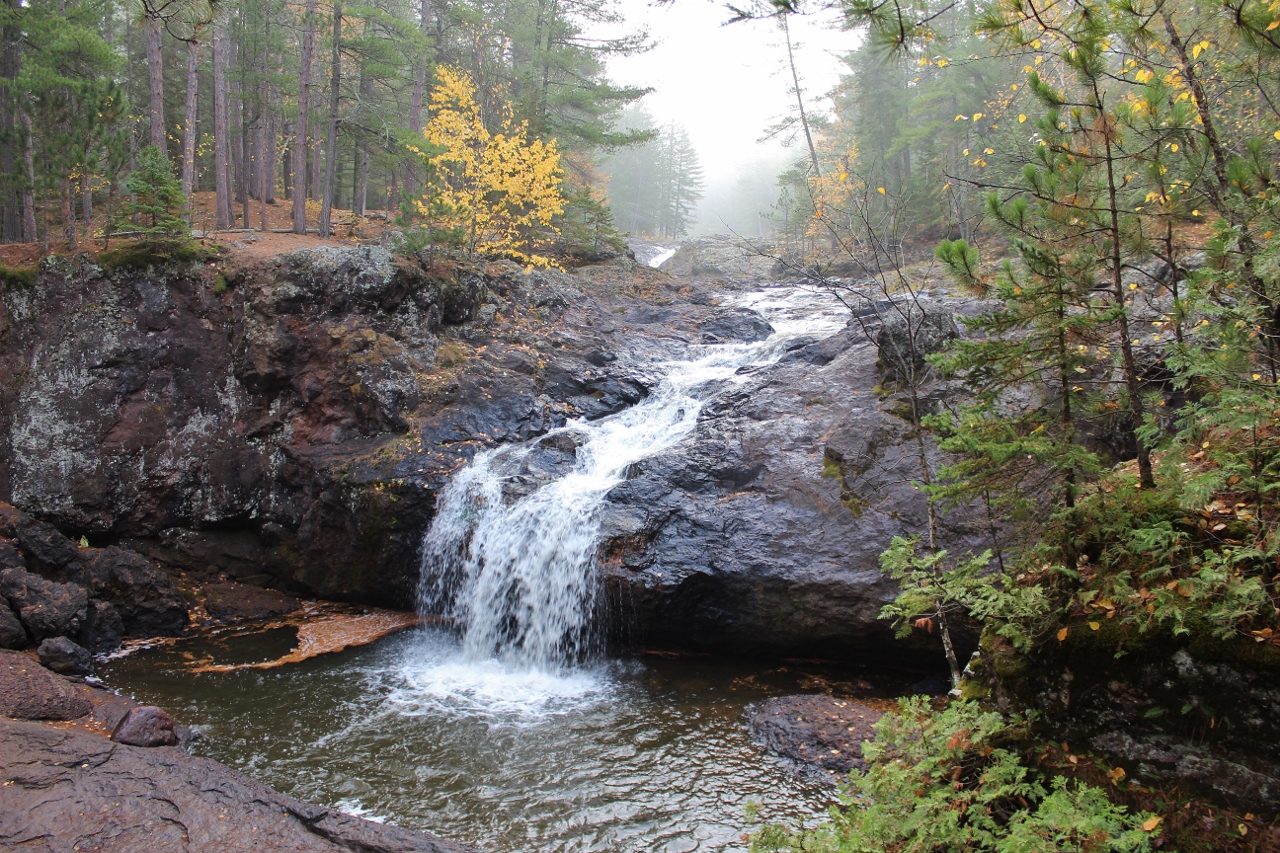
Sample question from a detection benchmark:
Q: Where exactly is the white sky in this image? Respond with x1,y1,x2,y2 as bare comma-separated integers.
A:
601,0,858,183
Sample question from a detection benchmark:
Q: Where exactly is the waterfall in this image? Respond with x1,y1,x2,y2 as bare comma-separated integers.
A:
417,286,850,672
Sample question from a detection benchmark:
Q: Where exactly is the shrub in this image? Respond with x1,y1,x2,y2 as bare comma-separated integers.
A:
751,698,1156,853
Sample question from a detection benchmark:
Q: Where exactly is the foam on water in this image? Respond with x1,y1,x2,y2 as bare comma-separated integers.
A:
388,630,611,721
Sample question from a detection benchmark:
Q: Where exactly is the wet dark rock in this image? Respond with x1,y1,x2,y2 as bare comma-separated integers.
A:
0,648,91,720
15,517,82,568
598,320,989,660
202,581,301,623
0,249,696,610
747,695,884,781
975,635,1280,814
0,539,25,570
111,704,178,747
698,307,774,343
79,546,189,636
0,598,25,648
0,717,476,852
37,635,93,675
0,567,88,641
876,300,960,386
79,598,124,653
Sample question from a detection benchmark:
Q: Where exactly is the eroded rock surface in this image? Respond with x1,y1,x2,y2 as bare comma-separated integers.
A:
0,249,724,610
747,694,884,781
0,648,92,720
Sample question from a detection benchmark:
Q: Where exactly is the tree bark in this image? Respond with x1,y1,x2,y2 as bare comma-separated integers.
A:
0,0,21,242
147,14,166,152
213,20,233,229
780,14,820,179
20,108,35,242
405,0,432,200
319,0,341,238
181,38,200,220
259,5,271,231
293,0,316,231
353,60,370,218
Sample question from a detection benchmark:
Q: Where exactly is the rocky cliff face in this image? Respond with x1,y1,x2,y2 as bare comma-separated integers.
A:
1,243,991,663
0,248,693,609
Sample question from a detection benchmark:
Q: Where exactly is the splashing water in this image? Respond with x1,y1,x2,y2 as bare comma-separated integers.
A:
417,286,850,673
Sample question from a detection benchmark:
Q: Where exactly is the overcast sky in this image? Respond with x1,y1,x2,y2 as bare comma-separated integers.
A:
602,0,857,183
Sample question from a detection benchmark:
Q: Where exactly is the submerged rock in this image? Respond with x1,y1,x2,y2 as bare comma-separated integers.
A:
747,694,884,781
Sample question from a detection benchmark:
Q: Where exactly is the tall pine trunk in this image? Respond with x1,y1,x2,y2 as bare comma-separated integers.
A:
0,0,21,242
20,109,36,242
147,15,166,152
353,60,370,218
259,4,271,231
181,38,200,220
319,0,341,238
293,0,316,231
213,20,233,229
405,0,432,200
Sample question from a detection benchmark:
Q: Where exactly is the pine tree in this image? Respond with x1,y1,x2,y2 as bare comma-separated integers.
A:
117,142,187,244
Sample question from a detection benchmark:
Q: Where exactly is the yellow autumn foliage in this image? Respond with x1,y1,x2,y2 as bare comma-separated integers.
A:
416,66,564,268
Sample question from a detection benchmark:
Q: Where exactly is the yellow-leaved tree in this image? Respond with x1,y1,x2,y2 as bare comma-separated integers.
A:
415,66,564,268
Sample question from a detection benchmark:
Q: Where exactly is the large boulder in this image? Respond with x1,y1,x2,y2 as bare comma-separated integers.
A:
596,316,989,660
111,705,178,747
661,237,781,282
974,631,1280,815
0,567,88,641
80,546,188,636
37,635,93,675
876,299,960,386
697,307,774,343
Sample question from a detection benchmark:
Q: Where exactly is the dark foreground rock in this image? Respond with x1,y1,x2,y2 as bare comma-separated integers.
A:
37,635,93,675
0,718,474,853
974,632,1280,815
0,647,473,852
746,694,884,782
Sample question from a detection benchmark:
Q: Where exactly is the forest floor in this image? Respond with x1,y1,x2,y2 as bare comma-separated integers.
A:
0,190,398,268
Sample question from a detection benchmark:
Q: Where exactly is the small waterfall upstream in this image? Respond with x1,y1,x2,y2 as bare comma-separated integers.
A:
416,286,850,674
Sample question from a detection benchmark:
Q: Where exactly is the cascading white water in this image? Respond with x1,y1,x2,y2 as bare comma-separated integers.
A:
417,286,850,673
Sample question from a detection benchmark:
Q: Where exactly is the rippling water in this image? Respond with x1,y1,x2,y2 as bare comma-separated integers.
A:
97,627,899,852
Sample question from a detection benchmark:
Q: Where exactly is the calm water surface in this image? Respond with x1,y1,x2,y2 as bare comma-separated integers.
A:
98,626,916,853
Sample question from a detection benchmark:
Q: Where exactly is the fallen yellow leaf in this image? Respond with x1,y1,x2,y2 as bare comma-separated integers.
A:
1018,114,1027,123
1143,816,1163,832
1057,627,1069,641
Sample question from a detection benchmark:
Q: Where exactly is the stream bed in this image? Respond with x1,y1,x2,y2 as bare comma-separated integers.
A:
99,283,893,852
98,627,920,852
